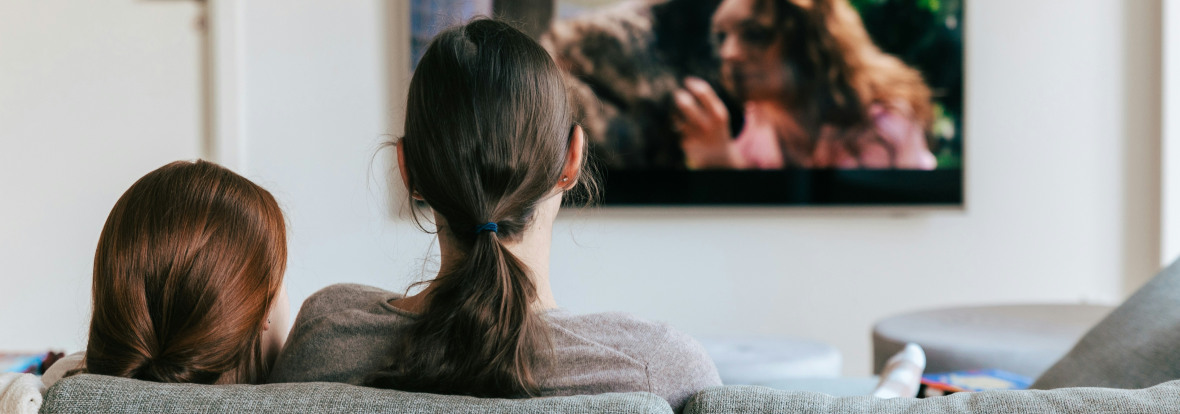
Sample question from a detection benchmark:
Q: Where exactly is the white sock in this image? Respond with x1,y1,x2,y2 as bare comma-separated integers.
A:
872,343,926,399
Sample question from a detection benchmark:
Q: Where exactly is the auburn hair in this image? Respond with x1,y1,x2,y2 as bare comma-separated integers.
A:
82,160,287,384
367,19,595,397
756,0,933,158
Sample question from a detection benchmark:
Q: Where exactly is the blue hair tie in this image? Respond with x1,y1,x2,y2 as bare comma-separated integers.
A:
475,222,498,234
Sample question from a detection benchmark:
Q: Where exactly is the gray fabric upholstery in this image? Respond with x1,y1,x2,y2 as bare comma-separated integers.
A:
270,283,720,412
872,304,1111,378
41,375,1180,413
683,381,1180,414
1033,260,1180,389
39,374,674,414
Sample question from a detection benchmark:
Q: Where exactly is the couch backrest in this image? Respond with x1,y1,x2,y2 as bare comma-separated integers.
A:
40,374,673,414
683,381,1180,414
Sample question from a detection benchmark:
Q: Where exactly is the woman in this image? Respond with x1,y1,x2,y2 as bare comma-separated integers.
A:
268,19,721,411
43,160,290,386
676,0,938,169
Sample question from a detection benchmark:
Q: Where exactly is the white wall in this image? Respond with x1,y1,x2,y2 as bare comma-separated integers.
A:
1162,0,1180,268
0,0,1163,379
0,1,203,350
229,0,1163,377
228,0,442,322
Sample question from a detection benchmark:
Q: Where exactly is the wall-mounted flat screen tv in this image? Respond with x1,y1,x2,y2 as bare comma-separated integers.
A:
412,0,964,206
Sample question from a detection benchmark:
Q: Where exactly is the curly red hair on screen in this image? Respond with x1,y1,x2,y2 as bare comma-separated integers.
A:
734,0,933,163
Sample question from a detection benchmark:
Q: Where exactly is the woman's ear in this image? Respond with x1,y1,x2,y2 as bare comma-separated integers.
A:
397,141,422,200
558,125,585,191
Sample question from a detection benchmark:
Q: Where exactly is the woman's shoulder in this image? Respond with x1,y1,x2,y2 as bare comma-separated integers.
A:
548,311,722,409
309,282,398,300
270,284,407,384
40,352,85,389
549,311,712,362
867,102,937,169
551,311,659,333
813,101,936,169
299,283,402,319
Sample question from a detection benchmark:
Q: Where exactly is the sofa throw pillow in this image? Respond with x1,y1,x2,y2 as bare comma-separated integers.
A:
1031,259,1180,389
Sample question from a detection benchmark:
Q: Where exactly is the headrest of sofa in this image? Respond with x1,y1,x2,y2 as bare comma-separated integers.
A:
40,374,672,414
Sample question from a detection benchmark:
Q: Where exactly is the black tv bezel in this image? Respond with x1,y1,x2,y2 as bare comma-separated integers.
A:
599,169,963,206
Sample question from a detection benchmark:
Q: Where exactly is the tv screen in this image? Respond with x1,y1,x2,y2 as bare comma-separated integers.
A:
411,0,964,206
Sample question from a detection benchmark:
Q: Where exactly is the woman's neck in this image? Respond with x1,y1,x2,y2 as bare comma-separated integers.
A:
394,192,562,313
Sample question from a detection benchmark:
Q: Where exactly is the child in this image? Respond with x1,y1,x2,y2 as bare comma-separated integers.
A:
43,160,289,386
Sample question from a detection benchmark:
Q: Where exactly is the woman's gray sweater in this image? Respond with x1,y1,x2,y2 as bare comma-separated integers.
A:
268,283,721,412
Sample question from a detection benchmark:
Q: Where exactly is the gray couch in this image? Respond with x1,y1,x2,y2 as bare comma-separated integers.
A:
38,376,1180,414
40,261,1180,413
39,375,669,413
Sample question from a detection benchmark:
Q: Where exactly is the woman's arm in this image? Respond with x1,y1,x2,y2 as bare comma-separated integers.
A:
868,103,936,170
40,352,84,389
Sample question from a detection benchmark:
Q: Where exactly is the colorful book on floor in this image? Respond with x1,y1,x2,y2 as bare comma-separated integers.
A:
920,369,1032,395
1,353,47,374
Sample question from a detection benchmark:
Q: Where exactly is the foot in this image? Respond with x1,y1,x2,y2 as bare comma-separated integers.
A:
872,343,926,398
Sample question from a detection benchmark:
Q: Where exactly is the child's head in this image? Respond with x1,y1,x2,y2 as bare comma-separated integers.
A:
85,160,287,384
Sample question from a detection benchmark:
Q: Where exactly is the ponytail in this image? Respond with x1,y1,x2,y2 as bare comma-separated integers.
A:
369,223,549,396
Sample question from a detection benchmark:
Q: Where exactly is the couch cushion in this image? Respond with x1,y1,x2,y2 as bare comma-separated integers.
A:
1032,260,1180,389
40,374,673,414
683,381,1180,414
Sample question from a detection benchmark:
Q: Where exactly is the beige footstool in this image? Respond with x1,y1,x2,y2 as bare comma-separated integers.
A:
872,304,1113,379
698,335,842,385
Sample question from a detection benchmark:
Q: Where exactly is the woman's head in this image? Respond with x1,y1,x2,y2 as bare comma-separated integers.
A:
374,18,590,398
712,0,931,130
712,0,791,102
85,160,288,384
399,18,589,239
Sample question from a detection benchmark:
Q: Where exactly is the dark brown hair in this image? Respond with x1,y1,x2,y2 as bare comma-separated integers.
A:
752,0,933,159
82,160,287,384
368,19,594,397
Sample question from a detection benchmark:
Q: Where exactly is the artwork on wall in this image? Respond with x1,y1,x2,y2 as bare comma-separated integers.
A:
411,0,964,205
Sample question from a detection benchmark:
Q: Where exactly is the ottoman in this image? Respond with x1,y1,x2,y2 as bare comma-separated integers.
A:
698,335,842,385
872,304,1113,379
